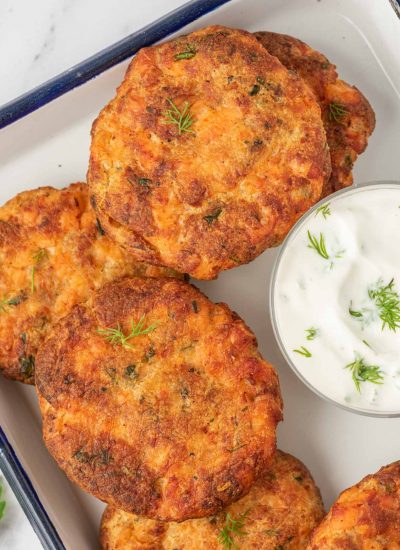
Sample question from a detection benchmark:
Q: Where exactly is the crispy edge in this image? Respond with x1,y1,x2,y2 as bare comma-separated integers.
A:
308,461,400,548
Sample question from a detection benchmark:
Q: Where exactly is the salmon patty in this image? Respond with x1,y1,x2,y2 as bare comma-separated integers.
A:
100,450,324,549
308,461,400,549
36,277,282,521
88,25,330,279
0,183,179,383
255,31,375,197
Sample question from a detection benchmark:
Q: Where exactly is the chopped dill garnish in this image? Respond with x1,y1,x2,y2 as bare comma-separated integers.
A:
218,510,249,549
305,327,318,340
124,365,138,380
362,339,372,349
368,278,400,332
0,293,27,312
138,178,152,186
345,355,384,393
344,154,353,168
7,294,26,306
163,98,194,135
30,268,36,293
307,231,329,260
349,303,363,318
19,355,35,379
0,297,9,313
31,248,49,293
203,208,222,225
227,443,248,453
249,84,260,96
96,217,105,235
293,346,312,358
32,248,48,264
98,315,158,350
174,44,196,60
315,202,331,219
328,102,348,123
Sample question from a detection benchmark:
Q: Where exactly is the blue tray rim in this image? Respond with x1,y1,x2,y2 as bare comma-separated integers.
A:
0,427,65,550
0,0,231,129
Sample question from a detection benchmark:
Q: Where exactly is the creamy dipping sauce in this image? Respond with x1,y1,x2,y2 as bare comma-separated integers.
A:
272,183,400,415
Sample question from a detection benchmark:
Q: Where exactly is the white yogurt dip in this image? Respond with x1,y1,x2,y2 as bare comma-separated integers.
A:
271,183,400,415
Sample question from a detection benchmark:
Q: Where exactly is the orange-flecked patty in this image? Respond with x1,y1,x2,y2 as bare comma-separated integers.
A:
100,450,324,550
36,277,282,521
308,461,400,549
0,183,179,384
255,32,375,197
88,25,330,280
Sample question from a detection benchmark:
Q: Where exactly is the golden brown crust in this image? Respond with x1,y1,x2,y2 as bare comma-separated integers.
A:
308,461,400,549
0,183,179,384
255,31,375,197
88,25,329,279
254,32,338,101
36,277,282,521
321,80,376,197
100,450,325,549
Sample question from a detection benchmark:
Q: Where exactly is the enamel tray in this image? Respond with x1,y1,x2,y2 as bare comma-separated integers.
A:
1,0,400,548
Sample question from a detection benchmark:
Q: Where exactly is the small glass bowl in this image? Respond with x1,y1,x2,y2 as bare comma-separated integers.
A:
269,180,400,418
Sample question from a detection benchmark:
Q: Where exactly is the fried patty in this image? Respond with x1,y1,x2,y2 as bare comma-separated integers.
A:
36,277,282,521
308,461,400,549
0,183,179,384
100,450,324,549
255,32,375,197
88,25,330,279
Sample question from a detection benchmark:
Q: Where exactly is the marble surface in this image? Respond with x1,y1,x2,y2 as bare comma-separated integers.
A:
0,0,187,106
0,475,42,550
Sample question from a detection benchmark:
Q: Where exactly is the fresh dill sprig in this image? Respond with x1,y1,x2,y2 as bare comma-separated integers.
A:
31,248,49,293
97,315,158,349
217,510,249,549
32,248,48,264
328,102,348,123
0,297,9,313
345,356,384,393
305,327,318,340
0,294,25,312
293,346,312,358
163,98,194,135
315,202,331,219
349,303,363,318
307,231,329,260
30,267,36,293
368,278,400,332
174,44,196,60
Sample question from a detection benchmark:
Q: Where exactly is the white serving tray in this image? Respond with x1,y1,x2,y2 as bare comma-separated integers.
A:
1,0,400,548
